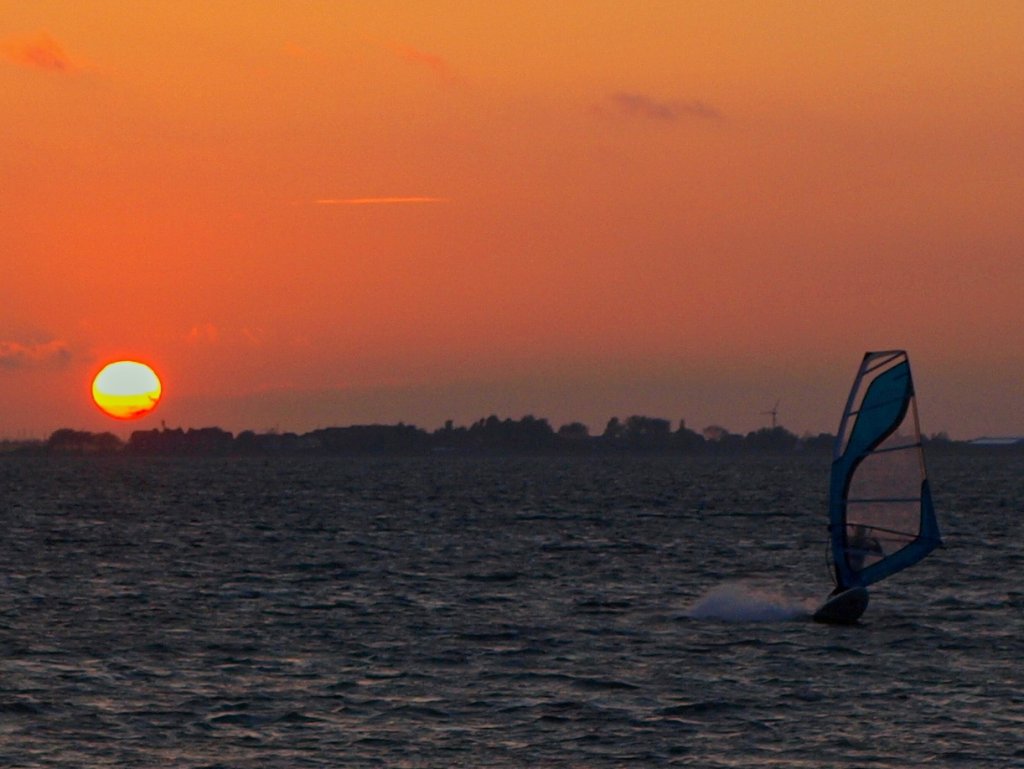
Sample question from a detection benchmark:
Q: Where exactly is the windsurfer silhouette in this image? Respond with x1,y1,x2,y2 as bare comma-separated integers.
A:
829,523,884,596
846,524,883,572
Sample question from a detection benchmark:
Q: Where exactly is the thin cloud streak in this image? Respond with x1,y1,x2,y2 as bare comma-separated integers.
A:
185,323,265,347
606,92,722,121
314,196,449,206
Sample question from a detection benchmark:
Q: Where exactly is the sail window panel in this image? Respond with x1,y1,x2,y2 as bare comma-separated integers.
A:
844,503,918,571
846,442,923,538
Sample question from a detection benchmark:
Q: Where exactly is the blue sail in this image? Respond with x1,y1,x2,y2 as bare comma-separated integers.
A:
829,351,942,590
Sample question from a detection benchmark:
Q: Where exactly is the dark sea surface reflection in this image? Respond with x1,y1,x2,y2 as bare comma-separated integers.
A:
1,453,1021,767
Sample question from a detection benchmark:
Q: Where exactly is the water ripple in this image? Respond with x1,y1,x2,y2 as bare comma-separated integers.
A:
0,453,1020,767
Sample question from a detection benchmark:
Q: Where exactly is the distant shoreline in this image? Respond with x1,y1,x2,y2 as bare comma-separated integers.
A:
7,415,1017,457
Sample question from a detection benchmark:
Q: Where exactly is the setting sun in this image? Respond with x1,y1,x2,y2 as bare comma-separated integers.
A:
91,361,162,420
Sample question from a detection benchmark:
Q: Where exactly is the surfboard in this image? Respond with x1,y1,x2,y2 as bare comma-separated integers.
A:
812,586,869,624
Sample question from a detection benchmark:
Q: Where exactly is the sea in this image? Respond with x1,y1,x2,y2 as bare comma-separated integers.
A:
1,450,1021,767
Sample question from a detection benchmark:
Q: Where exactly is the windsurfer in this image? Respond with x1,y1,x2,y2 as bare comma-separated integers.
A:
828,523,884,596
846,524,883,571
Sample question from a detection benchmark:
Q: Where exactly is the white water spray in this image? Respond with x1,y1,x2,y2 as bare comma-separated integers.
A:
685,580,812,622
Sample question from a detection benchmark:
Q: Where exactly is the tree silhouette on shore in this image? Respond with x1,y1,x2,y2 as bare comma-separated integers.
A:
25,414,984,456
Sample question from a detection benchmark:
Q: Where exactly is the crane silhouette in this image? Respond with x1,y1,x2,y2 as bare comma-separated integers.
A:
761,399,780,429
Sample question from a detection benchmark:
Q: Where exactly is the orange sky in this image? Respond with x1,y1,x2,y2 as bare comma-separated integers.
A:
2,1,1022,440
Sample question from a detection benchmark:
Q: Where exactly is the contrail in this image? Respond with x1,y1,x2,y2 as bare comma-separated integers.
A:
314,196,449,205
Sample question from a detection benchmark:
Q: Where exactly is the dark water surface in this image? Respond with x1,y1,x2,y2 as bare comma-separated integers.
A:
1,453,1022,767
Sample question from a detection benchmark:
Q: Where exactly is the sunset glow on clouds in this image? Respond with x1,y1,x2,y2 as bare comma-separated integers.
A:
389,42,453,80
1,2,1022,439
1,30,80,72
0,339,71,369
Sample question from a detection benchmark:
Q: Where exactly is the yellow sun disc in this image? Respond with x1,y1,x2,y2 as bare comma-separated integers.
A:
91,360,163,420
